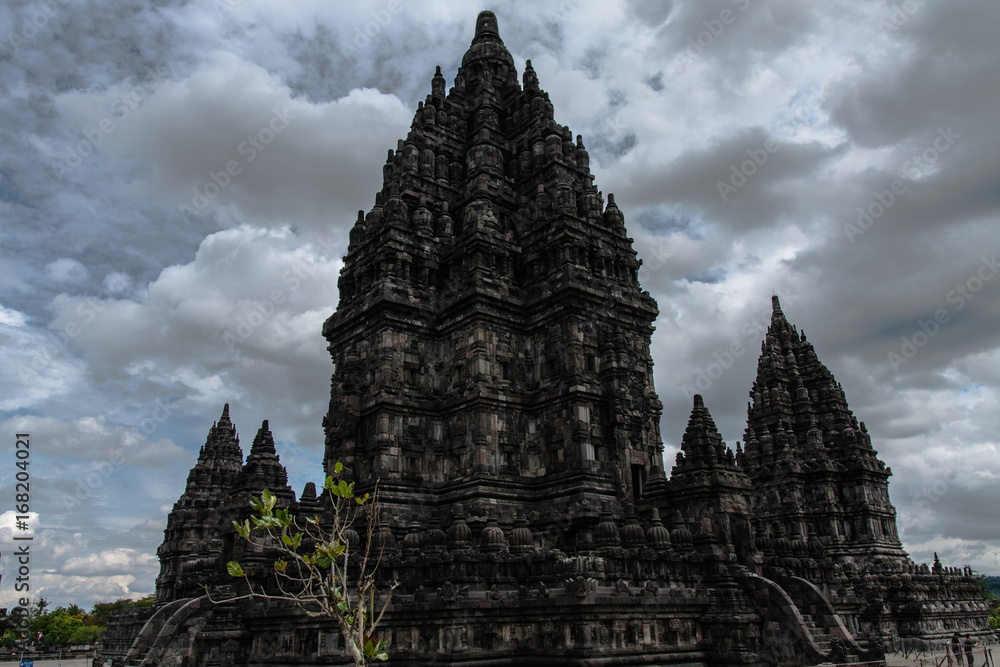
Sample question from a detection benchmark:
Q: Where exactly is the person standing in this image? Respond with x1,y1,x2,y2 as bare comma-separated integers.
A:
964,634,977,667
953,632,965,666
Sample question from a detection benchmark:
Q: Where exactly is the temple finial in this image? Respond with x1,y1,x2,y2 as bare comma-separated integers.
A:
523,59,538,91
475,10,500,39
772,294,782,313
432,65,446,97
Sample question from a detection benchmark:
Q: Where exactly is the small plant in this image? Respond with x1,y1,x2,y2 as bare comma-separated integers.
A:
223,464,397,666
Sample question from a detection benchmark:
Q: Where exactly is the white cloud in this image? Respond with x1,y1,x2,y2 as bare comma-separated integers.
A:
0,510,40,533
45,225,342,449
0,415,186,465
52,51,412,232
0,573,148,610
62,549,158,577
45,258,89,284
0,305,27,327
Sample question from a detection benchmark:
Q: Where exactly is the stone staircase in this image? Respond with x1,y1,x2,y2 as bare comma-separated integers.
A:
738,573,886,666
800,612,834,654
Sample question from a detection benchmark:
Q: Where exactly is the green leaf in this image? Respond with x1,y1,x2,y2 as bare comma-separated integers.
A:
337,480,351,498
274,560,288,573
257,516,283,529
292,532,304,549
334,461,343,474
323,475,335,490
261,488,276,512
363,637,388,661
227,561,245,577
232,519,251,538
281,534,293,546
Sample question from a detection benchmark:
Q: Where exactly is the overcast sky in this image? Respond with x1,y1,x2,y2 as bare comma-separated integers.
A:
1,0,998,610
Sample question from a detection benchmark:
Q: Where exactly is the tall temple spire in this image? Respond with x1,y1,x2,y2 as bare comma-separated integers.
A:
183,403,243,500
745,296,867,460
155,403,244,603
324,6,660,524
743,297,903,559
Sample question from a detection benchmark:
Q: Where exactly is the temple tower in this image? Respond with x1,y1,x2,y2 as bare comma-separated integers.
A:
323,11,664,541
155,404,243,603
134,15,993,667
669,395,759,574
740,296,905,562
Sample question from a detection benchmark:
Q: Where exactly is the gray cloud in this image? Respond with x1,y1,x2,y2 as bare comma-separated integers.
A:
2,0,999,607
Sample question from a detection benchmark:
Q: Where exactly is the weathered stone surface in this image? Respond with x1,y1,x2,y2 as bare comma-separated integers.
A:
154,404,243,604
109,11,992,667
737,297,991,640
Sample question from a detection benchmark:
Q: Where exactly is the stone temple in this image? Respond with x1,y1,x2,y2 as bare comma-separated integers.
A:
109,11,993,667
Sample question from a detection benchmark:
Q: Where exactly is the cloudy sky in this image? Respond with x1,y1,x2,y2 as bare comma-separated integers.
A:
1,0,998,609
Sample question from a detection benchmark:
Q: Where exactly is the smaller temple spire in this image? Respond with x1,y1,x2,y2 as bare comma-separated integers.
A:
603,193,624,228
523,59,539,92
677,394,732,469
432,65,446,97
234,419,294,501
191,403,242,479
